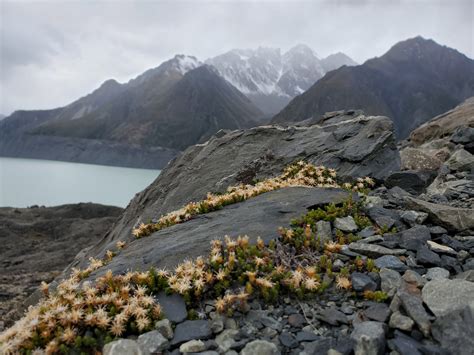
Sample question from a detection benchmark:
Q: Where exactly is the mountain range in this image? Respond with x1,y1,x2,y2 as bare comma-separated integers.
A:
1,37,473,169
272,37,474,139
207,45,357,115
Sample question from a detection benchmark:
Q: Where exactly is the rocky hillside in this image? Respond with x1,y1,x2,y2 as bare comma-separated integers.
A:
2,110,474,355
207,45,356,115
0,203,122,329
0,57,262,168
272,37,474,139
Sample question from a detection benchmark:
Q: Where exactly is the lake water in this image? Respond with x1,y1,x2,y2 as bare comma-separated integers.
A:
0,157,161,208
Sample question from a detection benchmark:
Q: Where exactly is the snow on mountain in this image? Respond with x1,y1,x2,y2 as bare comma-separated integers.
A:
206,45,356,115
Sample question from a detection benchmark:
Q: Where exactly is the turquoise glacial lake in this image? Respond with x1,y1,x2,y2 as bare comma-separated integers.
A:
0,157,161,208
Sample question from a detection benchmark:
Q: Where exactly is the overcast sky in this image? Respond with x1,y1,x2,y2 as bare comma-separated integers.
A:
0,0,472,115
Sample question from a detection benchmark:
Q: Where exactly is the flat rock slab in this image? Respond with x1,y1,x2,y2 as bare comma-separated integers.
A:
90,187,354,276
405,197,474,232
171,320,212,346
422,279,474,317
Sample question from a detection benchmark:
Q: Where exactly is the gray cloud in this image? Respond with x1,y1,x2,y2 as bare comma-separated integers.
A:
0,0,472,115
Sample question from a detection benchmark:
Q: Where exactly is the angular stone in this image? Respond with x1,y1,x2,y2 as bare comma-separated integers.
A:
171,320,212,346
402,270,425,288
137,330,169,354
155,292,187,324
456,270,474,282
180,339,206,353
155,319,174,339
427,240,457,256
316,220,333,243
389,311,414,332
385,170,436,194
446,149,474,172
365,303,391,322
389,331,423,355
295,330,320,342
380,268,402,295
431,303,474,355
350,321,387,355
334,216,358,232
400,210,428,227
425,267,450,281
241,340,280,355
348,243,406,258
317,307,349,325
287,313,305,328
279,332,298,348
422,279,474,317
398,291,432,337
399,225,431,251
358,226,376,238
366,206,398,229
405,196,474,233
260,315,283,332
351,272,377,292
417,245,441,266
215,329,238,352
103,339,142,355
301,337,335,355
374,255,408,272
451,125,474,144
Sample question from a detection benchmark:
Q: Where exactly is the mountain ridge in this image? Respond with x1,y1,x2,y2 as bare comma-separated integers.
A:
272,36,474,139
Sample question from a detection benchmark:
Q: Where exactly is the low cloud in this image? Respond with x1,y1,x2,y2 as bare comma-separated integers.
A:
0,0,472,115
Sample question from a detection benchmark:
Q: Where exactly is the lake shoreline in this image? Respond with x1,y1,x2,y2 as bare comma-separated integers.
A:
0,157,161,208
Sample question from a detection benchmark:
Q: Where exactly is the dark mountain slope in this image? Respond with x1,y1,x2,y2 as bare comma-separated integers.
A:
33,65,262,150
272,37,474,138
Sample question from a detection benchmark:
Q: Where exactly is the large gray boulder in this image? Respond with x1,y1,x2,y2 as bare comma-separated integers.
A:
404,196,474,232
85,187,355,276
422,279,474,317
65,115,399,274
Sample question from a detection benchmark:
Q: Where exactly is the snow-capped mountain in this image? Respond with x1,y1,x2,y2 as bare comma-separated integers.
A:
206,45,356,115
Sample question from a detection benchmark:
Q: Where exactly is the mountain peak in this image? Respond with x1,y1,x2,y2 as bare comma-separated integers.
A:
285,44,316,57
170,54,202,75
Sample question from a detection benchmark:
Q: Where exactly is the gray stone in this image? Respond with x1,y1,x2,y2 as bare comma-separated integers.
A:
334,216,358,232
446,149,474,172
210,317,224,334
398,291,432,337
400,210,428,227
422,279,474,317
155,292,187,324
358,226,376,238
215,329,238,352
295,330,319,342
417,246,441,266
425,267,450,281
380,268,402,295
431,302,474,355
179,340,206,353
366,206,398,229
316,307,349,325
155,319,174,339
349,243,406,258
241,340,280,355
137,330,169,354
427,240,457,256
260,315,283,332
316,220,333,243
365,303,391,323
279,332,298,348
389,331,424,355
103,339,142,355
385,170,436,194
171,320,212,346
399,225,431,251
405,196,474,233
287,313,305,328
456,270,474,282
351,272,377,292
300,337,336,355
375,255,408,272
350,321,387,355
451,125,474,144
389,311,414,331
402,270,426,288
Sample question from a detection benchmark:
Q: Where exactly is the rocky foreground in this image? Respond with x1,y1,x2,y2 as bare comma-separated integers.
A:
0,203,122,329
1,105,473,354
